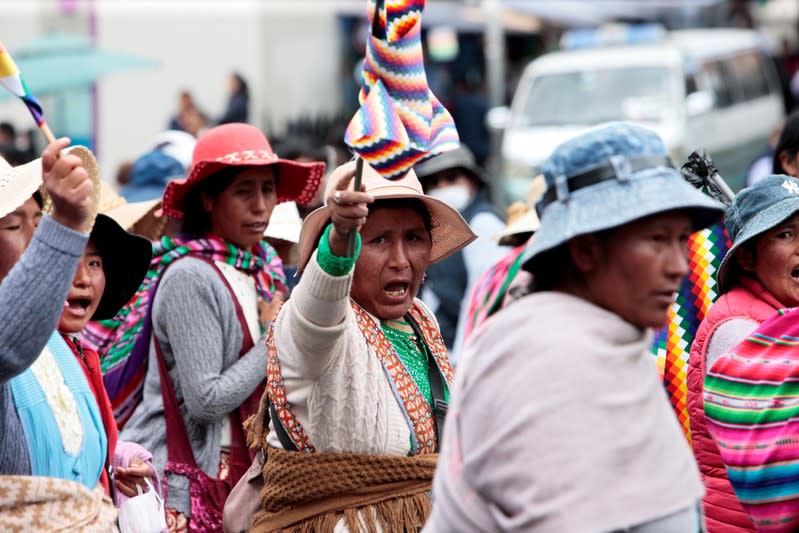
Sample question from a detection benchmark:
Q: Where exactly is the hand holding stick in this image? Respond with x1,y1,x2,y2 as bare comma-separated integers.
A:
326,160,374,259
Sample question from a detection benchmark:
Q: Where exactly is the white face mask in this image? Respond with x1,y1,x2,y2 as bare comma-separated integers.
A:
427,184,472,211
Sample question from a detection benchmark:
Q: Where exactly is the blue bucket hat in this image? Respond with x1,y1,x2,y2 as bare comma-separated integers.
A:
521,122,724,272
717,174,799,293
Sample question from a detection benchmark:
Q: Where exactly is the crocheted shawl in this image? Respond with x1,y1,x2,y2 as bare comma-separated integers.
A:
83,234,287,426
704,307,799,533
251,444,436,533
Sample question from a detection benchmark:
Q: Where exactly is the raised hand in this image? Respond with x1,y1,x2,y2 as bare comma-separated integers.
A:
326,161,374,257
41,138,94,232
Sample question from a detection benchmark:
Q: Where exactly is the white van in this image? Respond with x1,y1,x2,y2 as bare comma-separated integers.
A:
492,27,784,204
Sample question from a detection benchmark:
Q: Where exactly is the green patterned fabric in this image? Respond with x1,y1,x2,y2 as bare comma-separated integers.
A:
316,224,361,276
381,319,449,408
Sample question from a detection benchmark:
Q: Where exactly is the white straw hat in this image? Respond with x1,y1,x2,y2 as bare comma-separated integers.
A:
1,146,101,231
0,155,42,219
264,201,302,244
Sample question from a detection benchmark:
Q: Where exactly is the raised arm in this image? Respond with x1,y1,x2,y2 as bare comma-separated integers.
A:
274,162,374,379
0,138,93,382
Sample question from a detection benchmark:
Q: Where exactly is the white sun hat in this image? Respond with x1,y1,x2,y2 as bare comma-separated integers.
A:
0,154,42,219
264,201,303,244
1,146,101,229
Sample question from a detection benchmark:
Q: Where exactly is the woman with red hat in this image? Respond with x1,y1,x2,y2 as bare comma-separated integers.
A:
118,123,325,531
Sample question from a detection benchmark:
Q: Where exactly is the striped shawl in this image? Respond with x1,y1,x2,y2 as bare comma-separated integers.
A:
704,307,799,532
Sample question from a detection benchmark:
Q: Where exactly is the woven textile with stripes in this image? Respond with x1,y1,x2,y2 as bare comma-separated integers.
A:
651,222,730,441
704,307,799,532
344,0,459,179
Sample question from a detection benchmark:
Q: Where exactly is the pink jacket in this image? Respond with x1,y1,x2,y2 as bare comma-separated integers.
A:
688,277,781,532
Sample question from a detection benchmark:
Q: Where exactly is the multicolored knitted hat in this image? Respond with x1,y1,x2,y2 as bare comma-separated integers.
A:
345,0,459,180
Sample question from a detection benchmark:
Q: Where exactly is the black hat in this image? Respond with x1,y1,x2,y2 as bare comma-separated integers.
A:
89,214,152,320
413,145,487,185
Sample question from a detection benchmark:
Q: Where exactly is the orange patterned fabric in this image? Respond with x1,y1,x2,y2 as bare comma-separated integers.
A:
266,301,453,454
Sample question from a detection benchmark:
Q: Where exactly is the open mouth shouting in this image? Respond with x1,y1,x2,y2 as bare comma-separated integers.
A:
64,296,94,318
384,281,410,300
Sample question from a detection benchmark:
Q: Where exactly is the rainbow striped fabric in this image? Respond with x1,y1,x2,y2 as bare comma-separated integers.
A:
651,222,731,441
463,244,526,341
704,308,799,532
83,235,286,427
345,0,459,179
0,40,46,126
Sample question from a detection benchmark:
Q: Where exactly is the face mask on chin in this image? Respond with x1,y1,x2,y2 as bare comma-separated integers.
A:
427,184,472,212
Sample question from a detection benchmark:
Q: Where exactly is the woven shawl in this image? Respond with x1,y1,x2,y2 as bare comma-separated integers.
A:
704,307,799,532
83,234,287,425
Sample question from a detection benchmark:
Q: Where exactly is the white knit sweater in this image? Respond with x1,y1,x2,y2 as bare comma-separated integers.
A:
266,250,438,455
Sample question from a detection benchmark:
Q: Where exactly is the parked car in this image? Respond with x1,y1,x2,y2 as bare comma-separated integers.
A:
489,26,784,204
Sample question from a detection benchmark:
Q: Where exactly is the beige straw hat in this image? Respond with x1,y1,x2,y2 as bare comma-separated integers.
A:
297,160,477,273
498,175,546,246
97,181,165,241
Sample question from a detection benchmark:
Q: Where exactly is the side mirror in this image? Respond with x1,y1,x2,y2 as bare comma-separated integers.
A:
685,91,714,117
486,106,511,131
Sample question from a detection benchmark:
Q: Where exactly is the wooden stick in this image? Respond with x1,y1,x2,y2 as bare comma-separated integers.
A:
38,122,55,144
709,173,735,203
347,157,365,257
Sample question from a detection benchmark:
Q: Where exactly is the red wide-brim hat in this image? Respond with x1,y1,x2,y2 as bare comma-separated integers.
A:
161,123,325,219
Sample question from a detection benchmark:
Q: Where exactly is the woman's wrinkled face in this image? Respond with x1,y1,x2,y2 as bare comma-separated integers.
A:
59,242,106,334
575,211,693,329
0,197,42,281
351,206,432,320
738,212,799,307
204,167,277,249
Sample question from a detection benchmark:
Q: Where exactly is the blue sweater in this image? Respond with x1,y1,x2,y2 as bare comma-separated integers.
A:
0,216,89,474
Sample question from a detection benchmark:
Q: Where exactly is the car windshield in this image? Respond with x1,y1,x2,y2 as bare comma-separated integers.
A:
512,66,676,127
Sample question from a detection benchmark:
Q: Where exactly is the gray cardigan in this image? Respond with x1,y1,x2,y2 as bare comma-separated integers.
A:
0,216,89,474
120,257,267,516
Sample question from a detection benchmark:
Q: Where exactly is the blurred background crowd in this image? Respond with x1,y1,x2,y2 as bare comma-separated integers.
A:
2,0,798,215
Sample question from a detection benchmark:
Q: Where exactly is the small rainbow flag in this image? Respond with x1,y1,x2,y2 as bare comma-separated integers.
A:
345,0,459,179
0,40,47,127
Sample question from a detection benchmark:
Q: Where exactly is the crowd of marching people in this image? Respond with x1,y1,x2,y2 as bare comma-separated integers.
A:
8,100,799,532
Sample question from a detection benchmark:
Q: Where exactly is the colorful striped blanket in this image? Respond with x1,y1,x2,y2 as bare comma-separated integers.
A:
83,234,286,427
704,307,799,532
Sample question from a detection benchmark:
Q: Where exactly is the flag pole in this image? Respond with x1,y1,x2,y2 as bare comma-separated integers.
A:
38,123,56,145
0,40,55,145
348,156,365,256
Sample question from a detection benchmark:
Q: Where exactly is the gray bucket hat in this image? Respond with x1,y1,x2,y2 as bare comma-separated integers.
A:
413,145,487,185
521,122,724,272
716,174,799,293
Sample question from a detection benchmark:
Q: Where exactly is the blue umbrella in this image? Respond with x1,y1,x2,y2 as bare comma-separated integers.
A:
0,32,157,99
